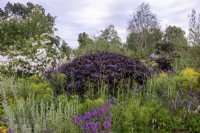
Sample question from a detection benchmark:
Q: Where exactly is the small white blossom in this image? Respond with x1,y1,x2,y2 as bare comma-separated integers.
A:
40,39,51,45
150,53,159,59
32,42,38,46
35,48,47,60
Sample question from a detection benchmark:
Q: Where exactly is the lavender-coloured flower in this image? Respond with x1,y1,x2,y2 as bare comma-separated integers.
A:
95,122,101,130
106,114,112,121
82,122,90,132
88,122,97,133
74,116,83,125
8,129,13,133
139,85,143,90
71,100,114,133
46,121,50,133
109,97,115,103
188,101,193,109
97,108,106,117
133,89,139,93
91,109,98,117
83,112,91,120
163,68,167,73
104,120,111,130
105,107,109,113
1,118,9,123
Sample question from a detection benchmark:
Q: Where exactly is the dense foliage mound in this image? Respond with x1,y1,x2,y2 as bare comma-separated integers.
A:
155,57,172,71
46,52,151,95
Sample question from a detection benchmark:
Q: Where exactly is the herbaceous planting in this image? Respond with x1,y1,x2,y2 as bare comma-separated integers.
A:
0,2,200,133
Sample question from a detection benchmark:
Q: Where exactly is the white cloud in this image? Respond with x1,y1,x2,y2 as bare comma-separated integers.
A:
70,0,113,25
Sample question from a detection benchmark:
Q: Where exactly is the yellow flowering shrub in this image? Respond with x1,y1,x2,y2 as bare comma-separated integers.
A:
180,68,200,91
0,127,7,133
157,68,200,92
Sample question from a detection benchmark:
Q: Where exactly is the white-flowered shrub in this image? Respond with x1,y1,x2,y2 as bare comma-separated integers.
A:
0,33,73,76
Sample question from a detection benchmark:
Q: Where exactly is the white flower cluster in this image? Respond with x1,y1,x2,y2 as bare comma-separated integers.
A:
35,48,47,60
40,39,51,45
0,33,76,75
0,59,10,66
0,37,51,75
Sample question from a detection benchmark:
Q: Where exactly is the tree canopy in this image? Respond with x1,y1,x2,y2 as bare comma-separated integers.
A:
0,2,59,56
189,9,200,46
164,25,188,48
0,2,66,75
127,2,161,53
78,32,93,48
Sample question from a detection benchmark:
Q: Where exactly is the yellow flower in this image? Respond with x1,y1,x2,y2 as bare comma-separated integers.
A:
180,68,200,90
78,103,85,110
159,72,168,78
94,98,104,105
0,127,8,133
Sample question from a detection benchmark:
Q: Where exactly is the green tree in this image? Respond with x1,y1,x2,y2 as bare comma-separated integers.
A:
95,24,123,52
127,2,161,53
0,2,34,18
74,25,125,56
164,25,188,48
189,9,200,46
127,28,162,52
78,32,93,48
0,2,62,75
0,2,58,56
188,9,200,66
98,24,121,44
60,40,71,57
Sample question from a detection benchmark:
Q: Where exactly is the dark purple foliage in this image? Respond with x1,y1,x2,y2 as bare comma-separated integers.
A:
46,52,151,95
155,57,172,71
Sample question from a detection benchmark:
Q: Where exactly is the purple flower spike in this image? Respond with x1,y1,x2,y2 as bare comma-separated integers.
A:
82,123,90,132
106,114,112,121
83,112,91,120
87,122,96,133
8,129,13,133
71,100,114,133
109,97,115,103
104,121,111,130
1,118,9,123
92,109,98,117
95,122,101,129
75,116,83,125
163,68,167,73
188,101,193,109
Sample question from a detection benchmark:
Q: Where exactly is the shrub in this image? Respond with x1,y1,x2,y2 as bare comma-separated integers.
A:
155,57,172,71
180,68,200,92
0,127,7,133
156,42,174,56
47,72,67,95
18,76,53,102
46,52,151,96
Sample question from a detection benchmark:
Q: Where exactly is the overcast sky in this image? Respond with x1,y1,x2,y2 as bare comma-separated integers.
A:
1,0,200,49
